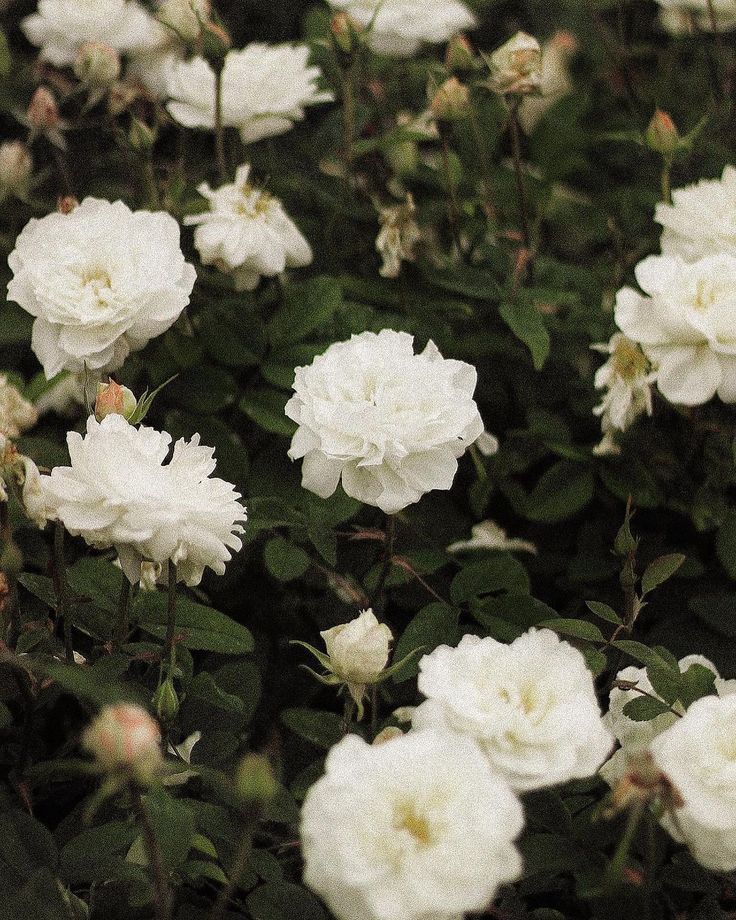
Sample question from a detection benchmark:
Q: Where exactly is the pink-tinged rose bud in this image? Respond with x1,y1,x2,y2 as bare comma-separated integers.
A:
27,87,60,130
73,42,121,87
445,34,475,72
429,76,470,121
82,703,163,782
330,11,362,55
0,141,32,195
95,379,137,421
197,20,231,64
645,109,680,158
57,196,79,214
550,29,578,54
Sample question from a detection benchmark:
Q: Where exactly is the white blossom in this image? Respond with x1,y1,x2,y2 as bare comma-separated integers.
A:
518,31,577,134
166,44,333,144
447,520,537,555
40,414,247,586
21,0,163,68
651,694,736,871
286,330,483,514
184,164,312,291
327,0,477,57
657,0,736,34
413,629,613,791
487,32,543,97
655,165,736,262
20,457,52,528
301,730,524,920
591,333,656,455
0,375,38,439
7,198,196,379
375,194,421,279
321,609,392,706
614,253,736,406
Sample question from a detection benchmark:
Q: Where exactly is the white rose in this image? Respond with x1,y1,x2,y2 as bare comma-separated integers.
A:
0,374,38,439
518,31,577,134
20,457,53,528
301,730,524,920
446,520,537,555
651,694,736,871
655,165,736,262
328,0,477,57
413,629,614,791
657,0,736,34
166,44,333,144
321,609,392,685
487,31,543,96
21,0,163,67
40,414,247,586
286,330,483,514
184,164,312,291
614,253,736,406
7,198,196,378
82,703,163,783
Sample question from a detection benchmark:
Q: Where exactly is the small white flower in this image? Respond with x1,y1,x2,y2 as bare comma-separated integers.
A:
166,44,333,144
286,330,484,514
375,194,421,279
487,32,543,96
0,375,38,439
651,694,736,871
518,30,577,134
21,0,163,67
7,198,196,379
657,0,736,34
184,164,312,291
446,520,537,555
301,730,524,920
413,629,614,791
321,609,392,706
591,333,656,455
615,253,736,406
655,165,736,262
40,414,247,586
20,457,52,528
327,0,477,57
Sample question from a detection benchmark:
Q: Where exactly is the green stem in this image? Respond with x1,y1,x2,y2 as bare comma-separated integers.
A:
468,105,497,221
661,160,672,204
164,560,178,677
214,63,227,182
608,801,645,883
115,577,133,649
141,155,160,210
130,785,172,920
341,697,355,735
370,684,379,739
0,503,20,648
508,100,532,254
54,521,74,664
370,514,396,609
341,59,358,184
209,813,258,920
438,126,465,257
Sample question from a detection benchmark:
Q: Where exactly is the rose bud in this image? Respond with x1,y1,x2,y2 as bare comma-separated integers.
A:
82,703,164,783
0,141,32,197
73,42,121,87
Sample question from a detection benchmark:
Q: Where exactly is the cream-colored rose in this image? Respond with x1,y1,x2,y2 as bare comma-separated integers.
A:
321,609,392,686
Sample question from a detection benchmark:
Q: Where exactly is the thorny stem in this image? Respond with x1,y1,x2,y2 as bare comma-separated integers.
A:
214,62,227,182
341,696,356,735
130,784,172,920
54,521,74,664
209,811,259,920
438,125,465,258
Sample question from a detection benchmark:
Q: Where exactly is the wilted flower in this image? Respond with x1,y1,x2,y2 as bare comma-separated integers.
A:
413,629,614,791
447,520,537,555
327,0,477,58
375,194,421,278
184,164,313,291
0,142,32,199
7,198,196,378
301,730,524,920
655,165,736,262
518,30,577,134
614,253,736,406
82,703,163,784
40,414,247,586
657,0,736,34
591,333,656,456
286,330,484,514
166,44,333,144
651,694,736,870
0,375,38,439
486,32,543,96
21,0,162,67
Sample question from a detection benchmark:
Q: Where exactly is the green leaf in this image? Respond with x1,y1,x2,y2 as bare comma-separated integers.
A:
246,882,327,920
641,554,686,596
392,603,459,682
280,708,344,750
506,462,594,524
0,29,11,77
450,555,530,604
239,388,296,436
499,298,551,370
622,696,673,721
0,810,58,886
585,600,622,625
60,821,136,885
134,593,253,654
267,276,342,347
263,537,311,581
716,512,736,579
167,365,237,414
144,788,196,871
678,663,717,708
539,618,605,643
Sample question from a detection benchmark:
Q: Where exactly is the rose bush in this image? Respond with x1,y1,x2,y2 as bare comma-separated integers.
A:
0,2,736,920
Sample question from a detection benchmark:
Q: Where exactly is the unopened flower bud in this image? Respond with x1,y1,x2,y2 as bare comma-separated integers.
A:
129,117,157,152
94,379,137,422
373,726,404,745
445,34,475,72
27,87,60,130
0,141,32,196
152,677,180,723
197,20,232,65
330,11,362,55
234,754,278,806
0,540,24,576
645,109,680,159
321,609,392,686
82,703,163,783
607,751,684,816
158,0,210,44
487,31,542,96
108,81,138,117
73,42,121,87
57,195,79,214
429,76,470,121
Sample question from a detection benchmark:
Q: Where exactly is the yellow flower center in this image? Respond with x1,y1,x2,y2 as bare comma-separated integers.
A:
236,183,274,218
394,802,432,846
612,337,648,383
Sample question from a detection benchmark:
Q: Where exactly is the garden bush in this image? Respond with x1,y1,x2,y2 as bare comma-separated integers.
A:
0,1,735,919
